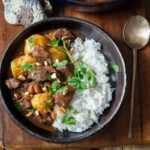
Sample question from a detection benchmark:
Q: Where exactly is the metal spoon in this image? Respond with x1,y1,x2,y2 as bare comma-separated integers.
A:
123,15,150,139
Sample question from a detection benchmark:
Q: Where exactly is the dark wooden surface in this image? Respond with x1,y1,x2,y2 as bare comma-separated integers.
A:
0,0,150,149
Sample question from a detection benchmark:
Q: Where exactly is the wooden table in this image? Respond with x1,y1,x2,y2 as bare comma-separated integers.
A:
0,0,150,149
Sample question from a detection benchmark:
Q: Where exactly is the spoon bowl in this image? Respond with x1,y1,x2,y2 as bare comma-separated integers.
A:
123,15,150,50
123,15,150,139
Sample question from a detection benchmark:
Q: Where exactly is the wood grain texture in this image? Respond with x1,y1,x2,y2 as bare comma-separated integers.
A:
0,102,4,149
138,44,150,144
0,0,149,148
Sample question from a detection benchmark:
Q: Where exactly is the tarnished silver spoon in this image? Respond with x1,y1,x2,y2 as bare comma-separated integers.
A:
123,15,150,139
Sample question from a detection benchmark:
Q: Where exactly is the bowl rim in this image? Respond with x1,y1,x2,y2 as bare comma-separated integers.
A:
66,0,125,6
0,16,126,143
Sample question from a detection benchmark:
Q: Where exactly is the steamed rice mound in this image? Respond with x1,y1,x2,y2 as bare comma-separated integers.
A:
53,38,113,132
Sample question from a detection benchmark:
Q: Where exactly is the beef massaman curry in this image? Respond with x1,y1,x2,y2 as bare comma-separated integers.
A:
5,28,98,130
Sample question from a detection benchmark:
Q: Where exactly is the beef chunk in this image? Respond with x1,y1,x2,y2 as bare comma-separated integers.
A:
5,78,21,89
57,65,73,77
45,65,57,73
28,67,48,82
17,96,32,110
54,84,75,107
54,28,76,40
15,81,42,96
36,113,53,125
27,65,56,82
31,45,50,62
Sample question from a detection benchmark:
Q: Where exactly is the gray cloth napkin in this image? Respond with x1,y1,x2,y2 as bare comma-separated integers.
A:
2,0,52,27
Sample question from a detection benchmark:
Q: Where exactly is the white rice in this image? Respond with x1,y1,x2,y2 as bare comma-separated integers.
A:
53,38,113,132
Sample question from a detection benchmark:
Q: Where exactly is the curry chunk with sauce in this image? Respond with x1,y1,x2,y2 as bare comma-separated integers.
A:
5,28,76,126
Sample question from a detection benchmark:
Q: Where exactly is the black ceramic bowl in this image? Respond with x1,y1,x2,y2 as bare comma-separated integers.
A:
0,17,126,143
66,0,127,12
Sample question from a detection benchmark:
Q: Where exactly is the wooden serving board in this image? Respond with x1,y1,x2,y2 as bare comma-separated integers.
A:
0,0,150,149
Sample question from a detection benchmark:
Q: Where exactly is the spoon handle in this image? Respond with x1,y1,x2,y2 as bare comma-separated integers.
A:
128,49,137,139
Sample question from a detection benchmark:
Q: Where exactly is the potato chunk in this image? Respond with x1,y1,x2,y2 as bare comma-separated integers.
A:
24,34,49,55
11,55,36,77
47,47,67,63
31,93,53,114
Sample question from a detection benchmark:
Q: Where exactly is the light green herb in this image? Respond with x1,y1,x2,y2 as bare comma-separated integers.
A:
57,86,68,93
53,60,68,68
109,64,120,72
62,115,76,125
47,99,52,104
68,77,86,89
86,69,97,88
49,81,61,94
73,60,97,89
48,39,98,90
48,39,60,47
62,41,97,89
25,108,35,113
22,64,35,71
29,37,35,48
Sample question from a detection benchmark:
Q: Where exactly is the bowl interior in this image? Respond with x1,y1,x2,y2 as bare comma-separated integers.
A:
0,17,126,143
65,0,127,12
66,0,127,5
67,0,118,5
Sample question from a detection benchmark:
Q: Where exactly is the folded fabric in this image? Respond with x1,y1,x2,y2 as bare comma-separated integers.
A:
2,0,52,27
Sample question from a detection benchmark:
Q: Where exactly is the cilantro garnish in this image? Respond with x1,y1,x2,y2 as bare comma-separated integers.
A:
48,39,60,47
22,64,35,71
68,77,86,89
53,60,68,68
62,115,76,125
67,60,97,89
61,41,97,90
57,86,68,93
29,37,35,48
109,64,120,72
25,108,35,113
49,81,61,94
48,39,98,90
